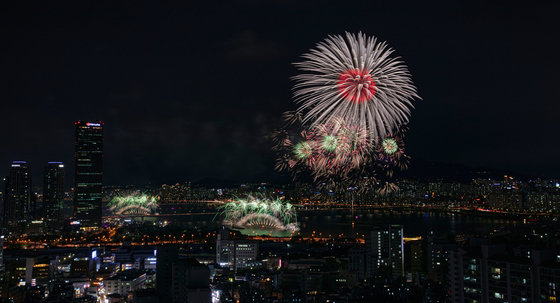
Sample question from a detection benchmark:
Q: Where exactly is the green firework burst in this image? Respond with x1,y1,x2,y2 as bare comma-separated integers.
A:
321,135,338,152
293,141,312,159
382,138,399,154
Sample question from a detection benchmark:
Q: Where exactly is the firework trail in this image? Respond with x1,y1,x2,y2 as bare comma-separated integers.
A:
376,181,399,196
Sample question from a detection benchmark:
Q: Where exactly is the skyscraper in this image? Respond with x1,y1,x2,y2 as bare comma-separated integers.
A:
43,162,65,233
3,161,32,234
74,121,103,230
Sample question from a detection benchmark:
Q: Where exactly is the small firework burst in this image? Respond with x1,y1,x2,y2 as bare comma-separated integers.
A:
375,126,410,178
381,138,399,154
321,135,338,152
376,125,407,163
294,141,313,159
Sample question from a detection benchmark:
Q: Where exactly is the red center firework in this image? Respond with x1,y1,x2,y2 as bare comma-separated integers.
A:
337,68,376,104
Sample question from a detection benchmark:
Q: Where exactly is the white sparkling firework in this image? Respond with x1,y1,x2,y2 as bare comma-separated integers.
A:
293,32,419,141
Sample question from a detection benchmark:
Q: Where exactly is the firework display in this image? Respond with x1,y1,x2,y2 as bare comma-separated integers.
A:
375,125,410,177
376,181,399,196
273,113,374,185
312,117,372,177
108,192,159,215
293,141,313,159
218,195,299,233
272,111,316,179
293,32,419,141
381,138,399,154
273,32,419,195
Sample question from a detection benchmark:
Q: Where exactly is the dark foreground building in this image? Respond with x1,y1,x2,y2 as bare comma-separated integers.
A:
43,162,65,233
448,244,560,303
157,246,211,303
3,161,32,234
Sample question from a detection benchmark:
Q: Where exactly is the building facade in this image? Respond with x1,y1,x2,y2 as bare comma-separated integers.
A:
448,245,560,303
365,224,404,280
74,121,103,230
104,269,147,296
3,161,32,234
216,229,258,270
43,162,65,233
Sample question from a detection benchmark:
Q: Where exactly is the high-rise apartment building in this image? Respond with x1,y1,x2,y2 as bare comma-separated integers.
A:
3,161,32,234
43,162,65,233
447,245,558,303
365,224,404,280
74,121,103,230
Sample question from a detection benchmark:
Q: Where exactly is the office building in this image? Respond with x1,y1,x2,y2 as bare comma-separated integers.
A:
216,228,258,270
43,162,65,233
233,241,258,270
74,121,103,230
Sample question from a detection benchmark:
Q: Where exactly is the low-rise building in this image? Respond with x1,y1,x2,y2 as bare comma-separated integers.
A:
104,269,146,296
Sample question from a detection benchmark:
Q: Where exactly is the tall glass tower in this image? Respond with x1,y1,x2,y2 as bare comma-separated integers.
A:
74,121,103,230
43,162,65,233
3,161,32,234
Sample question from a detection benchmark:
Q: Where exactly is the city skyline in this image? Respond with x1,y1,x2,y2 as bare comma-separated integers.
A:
1,2,559,303
1,2,559,185
0,119,557,190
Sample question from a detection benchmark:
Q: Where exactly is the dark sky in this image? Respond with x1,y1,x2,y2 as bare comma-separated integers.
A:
1,1,559,186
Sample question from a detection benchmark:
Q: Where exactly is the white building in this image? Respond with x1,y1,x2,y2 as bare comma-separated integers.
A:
104,270,146,296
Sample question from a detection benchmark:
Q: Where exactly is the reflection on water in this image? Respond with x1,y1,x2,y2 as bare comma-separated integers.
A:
296,209,521,237
133,208,522,237
233,227,296,238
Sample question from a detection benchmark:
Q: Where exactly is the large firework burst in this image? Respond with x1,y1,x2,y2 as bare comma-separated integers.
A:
108,192,159,215
217,195,299,232
293,32,419,141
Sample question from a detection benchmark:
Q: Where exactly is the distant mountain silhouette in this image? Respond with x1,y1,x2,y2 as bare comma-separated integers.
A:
190,158,540,187
402,158,533,182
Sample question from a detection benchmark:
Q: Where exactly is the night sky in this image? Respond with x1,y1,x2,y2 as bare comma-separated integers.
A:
1,1,559,186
